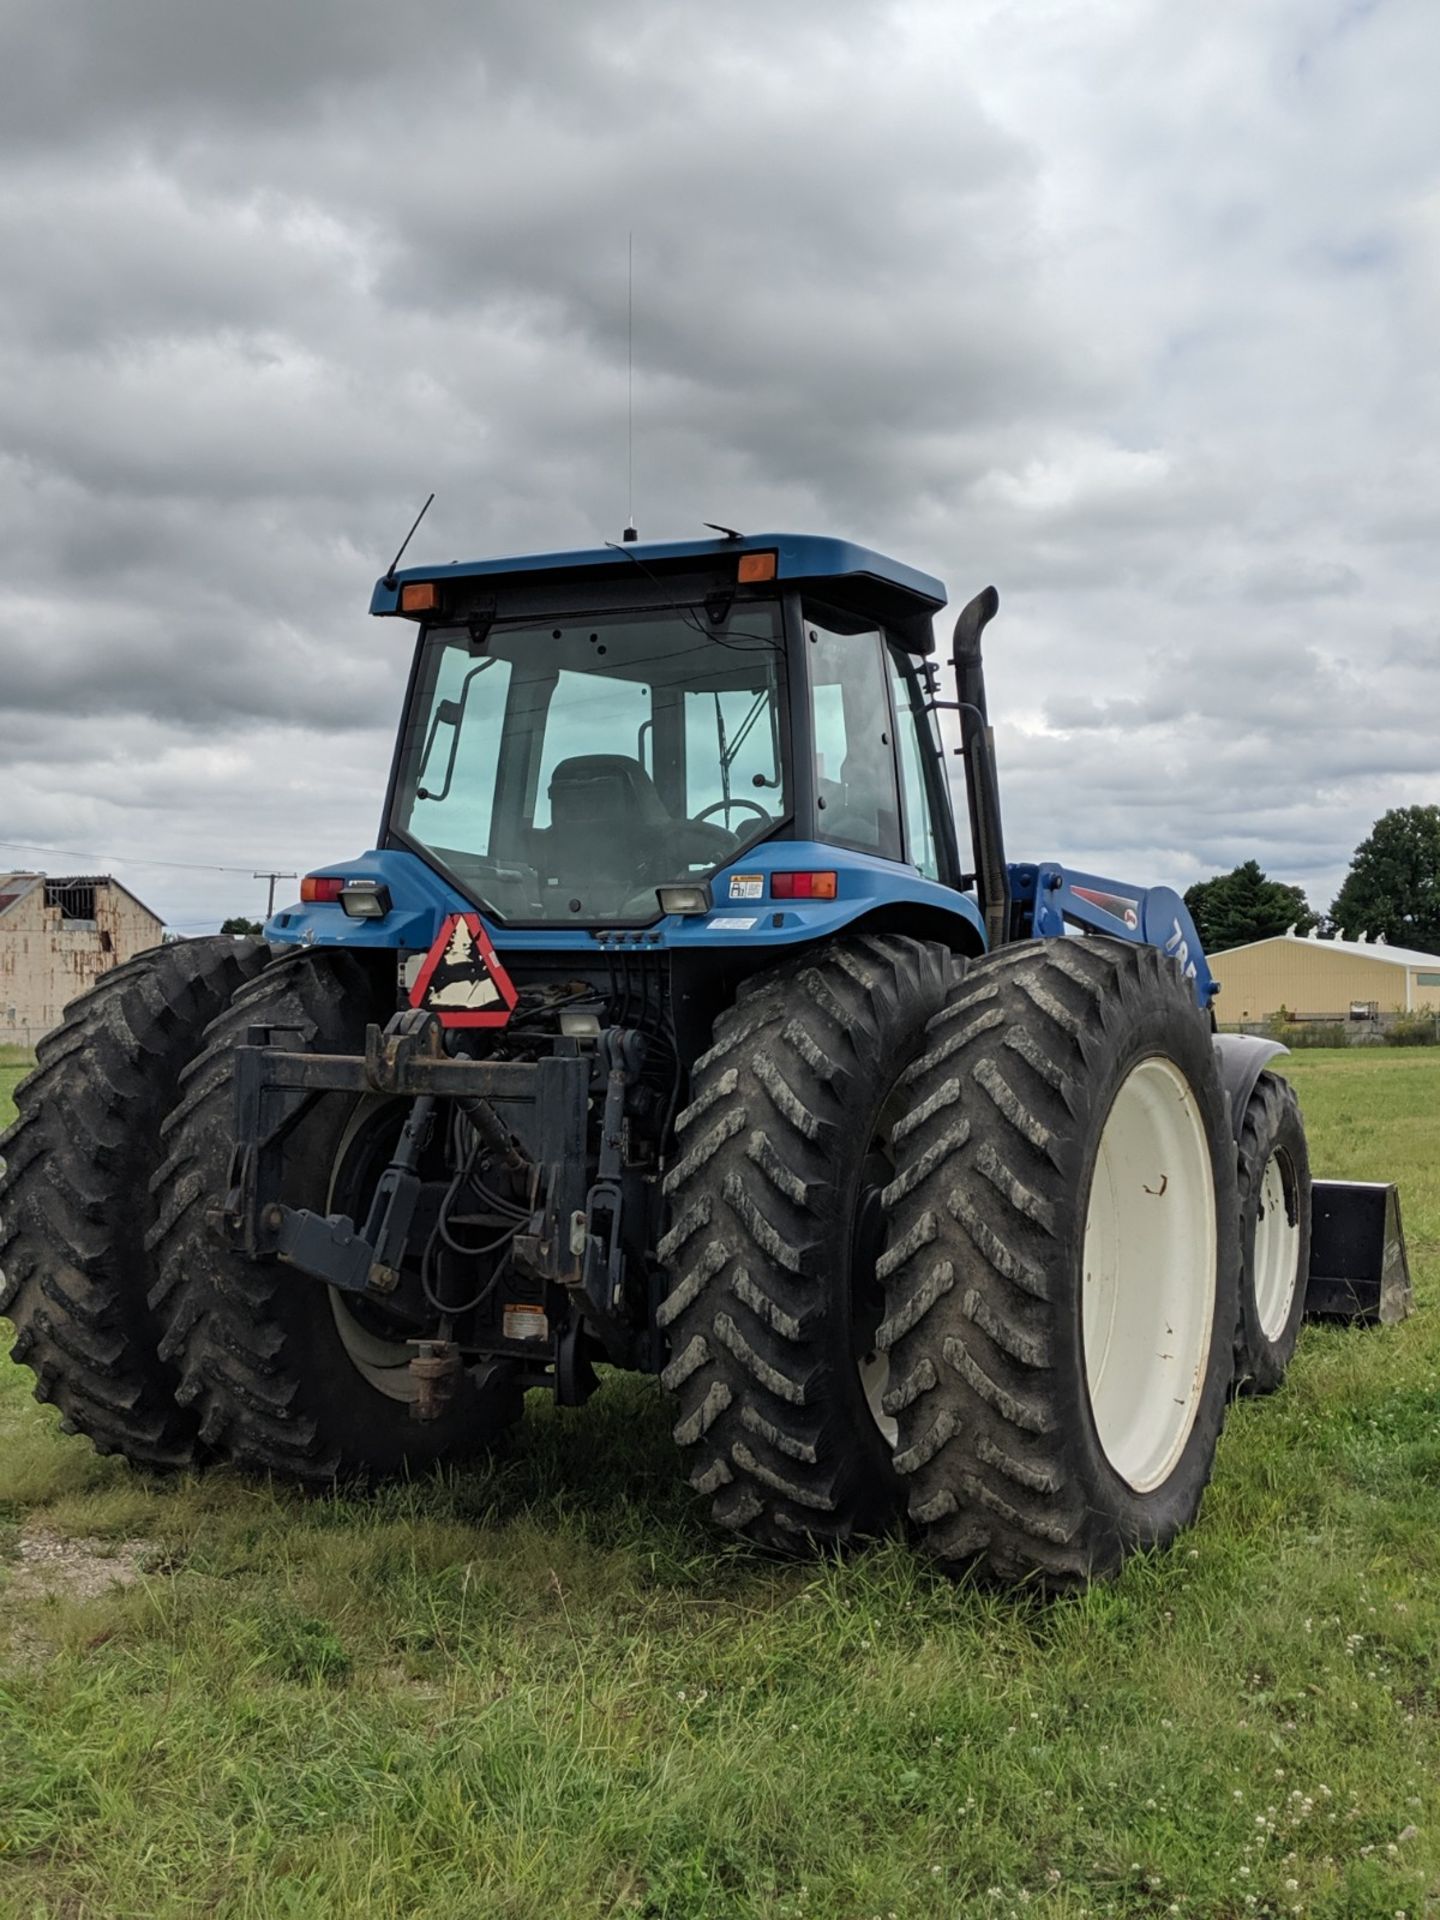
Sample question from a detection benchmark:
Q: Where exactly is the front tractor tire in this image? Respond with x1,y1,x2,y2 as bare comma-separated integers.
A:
0,936,267,1466
148,950,523,1485
879,938,1239,1587
660,934,961,1553
1233,1070,1311,1395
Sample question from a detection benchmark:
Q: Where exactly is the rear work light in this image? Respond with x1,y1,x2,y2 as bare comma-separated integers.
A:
340,879,391,919
771,871,837,900
300,875,347,904
657,883,711,916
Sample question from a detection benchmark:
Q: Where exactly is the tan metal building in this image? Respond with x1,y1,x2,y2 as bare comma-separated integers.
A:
0,874,166,1048
1211,929,1440,1024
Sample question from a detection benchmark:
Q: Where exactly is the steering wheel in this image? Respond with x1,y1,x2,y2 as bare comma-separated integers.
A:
693,798,770,828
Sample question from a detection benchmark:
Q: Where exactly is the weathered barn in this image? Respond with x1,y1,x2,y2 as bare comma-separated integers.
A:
0,874,166,1048
1210,929,1440,1025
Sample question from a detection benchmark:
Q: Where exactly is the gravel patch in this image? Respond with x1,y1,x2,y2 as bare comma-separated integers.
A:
7,1527,154,1603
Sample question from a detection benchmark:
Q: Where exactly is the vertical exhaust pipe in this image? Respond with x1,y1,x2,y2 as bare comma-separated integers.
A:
952,586,1010,952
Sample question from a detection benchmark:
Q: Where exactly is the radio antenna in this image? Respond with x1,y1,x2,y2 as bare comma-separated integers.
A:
623,232,638,542
383,491,435,586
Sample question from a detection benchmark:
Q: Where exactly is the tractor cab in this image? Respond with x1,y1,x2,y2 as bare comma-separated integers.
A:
373,534,961,928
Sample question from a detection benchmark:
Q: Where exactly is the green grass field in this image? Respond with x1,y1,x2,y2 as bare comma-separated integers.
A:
2,1048,1437,1919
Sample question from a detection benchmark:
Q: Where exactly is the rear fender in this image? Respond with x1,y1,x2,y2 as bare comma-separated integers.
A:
265,843,989,960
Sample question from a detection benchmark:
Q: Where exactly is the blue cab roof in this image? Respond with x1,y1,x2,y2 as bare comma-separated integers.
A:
369,531,947,619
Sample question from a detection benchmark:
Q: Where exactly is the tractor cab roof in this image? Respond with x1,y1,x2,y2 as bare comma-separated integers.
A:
370,531,947,652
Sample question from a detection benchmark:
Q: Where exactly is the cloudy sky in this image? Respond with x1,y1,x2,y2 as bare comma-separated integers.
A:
1,0,1435,933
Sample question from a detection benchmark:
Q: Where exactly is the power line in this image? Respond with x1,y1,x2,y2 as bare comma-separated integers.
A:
0,838,292,876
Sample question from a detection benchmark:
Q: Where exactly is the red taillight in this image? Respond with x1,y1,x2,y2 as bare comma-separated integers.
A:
771,871,838,900
301,874,347,903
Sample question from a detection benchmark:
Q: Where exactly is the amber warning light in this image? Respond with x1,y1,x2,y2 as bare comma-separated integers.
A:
737,550,777,584
399,580,440,614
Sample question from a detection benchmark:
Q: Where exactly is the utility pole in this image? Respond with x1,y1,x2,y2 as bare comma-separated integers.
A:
253,871,297,919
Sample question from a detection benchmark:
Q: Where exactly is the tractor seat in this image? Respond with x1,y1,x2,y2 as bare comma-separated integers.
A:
548,754,672,830
546,755,673,885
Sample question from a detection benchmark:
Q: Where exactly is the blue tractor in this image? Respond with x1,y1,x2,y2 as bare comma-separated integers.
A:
0,532,1410,1585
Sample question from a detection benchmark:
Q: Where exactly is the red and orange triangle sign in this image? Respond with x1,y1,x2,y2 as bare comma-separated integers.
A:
408,913,518,1028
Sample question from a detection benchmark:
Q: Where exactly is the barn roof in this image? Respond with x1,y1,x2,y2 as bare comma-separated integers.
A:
1213,931,1440,968
0,874,40,920
0,872,164,927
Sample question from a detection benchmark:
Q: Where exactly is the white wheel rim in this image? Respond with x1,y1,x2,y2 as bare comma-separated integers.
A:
326,1100,422,1403
859,1351,898,1449
1253,1147,1301,1341
1081,1056,1217,1494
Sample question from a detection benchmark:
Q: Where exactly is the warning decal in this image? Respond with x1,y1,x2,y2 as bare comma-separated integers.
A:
408,914,519,1028
1071,885,1140,931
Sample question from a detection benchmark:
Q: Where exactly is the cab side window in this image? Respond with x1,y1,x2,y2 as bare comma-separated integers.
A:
804,608,902,861
887,645,942,881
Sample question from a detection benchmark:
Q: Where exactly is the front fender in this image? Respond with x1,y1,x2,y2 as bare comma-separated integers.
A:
1211,1032,1287,1141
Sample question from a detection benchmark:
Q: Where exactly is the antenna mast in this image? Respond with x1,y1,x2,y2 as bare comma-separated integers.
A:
383,492,435,587
623,231,638,542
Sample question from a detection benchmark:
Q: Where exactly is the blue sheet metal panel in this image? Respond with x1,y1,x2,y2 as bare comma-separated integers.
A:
369,533,947,617
265,845,984,956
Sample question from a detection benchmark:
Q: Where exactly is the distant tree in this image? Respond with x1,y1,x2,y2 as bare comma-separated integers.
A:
1183,860,1315,953
1329,805,1440,953
221,916,264,937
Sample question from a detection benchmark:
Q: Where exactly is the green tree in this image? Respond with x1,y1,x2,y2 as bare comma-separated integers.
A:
221,916,264,937
1329,805,1440,952
1183,860,1315,953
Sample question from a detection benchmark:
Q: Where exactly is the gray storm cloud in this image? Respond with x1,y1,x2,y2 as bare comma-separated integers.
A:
0,0,1435,932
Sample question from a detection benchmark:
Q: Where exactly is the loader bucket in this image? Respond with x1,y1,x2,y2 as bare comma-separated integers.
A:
1304,1180,1414,1325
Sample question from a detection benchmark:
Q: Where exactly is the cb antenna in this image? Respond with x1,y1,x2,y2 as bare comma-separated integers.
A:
383,491,435,587
623,232,638,542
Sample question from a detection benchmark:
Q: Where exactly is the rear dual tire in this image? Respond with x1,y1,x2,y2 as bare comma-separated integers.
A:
879,938,1239,1587
0,937,268,1467
149,950,524,1484
660,934,961,1551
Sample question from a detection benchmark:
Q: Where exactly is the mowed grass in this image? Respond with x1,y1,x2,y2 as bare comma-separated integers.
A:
0,1044,31,1127
1,1049,1438,1919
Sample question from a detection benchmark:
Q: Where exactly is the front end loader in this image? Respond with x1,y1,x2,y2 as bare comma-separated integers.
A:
0,531,1410,1585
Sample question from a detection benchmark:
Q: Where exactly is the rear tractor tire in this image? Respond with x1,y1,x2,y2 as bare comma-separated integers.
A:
878,937,1239,1587
149,949,524,1485
659,934,962,1553
0,936,268,1466
1233,1070,1311,1395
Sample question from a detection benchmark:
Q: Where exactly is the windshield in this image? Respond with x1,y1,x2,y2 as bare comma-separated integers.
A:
393,603,787,923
